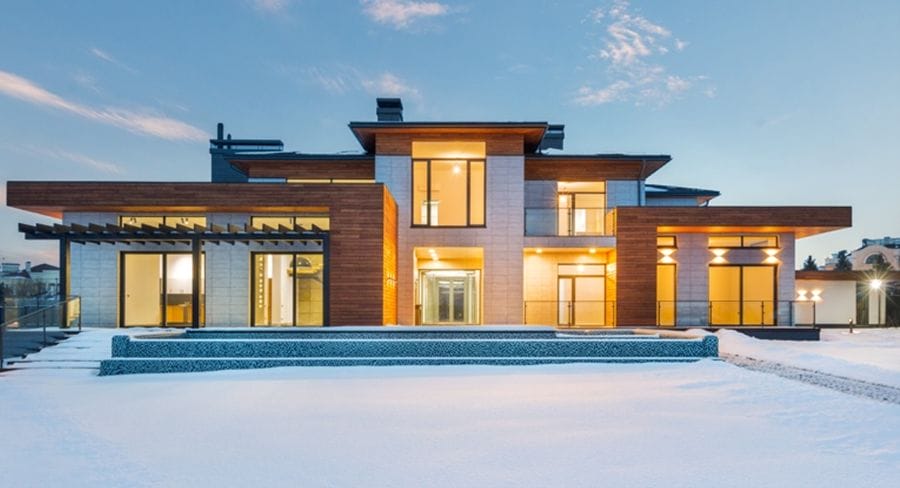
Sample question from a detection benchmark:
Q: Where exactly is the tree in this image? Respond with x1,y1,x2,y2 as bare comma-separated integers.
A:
801,255,818,271
834,250,853,271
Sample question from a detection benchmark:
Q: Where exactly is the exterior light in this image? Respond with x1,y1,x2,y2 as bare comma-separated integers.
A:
871,279,883,290
711,248,727,264
588,248,597,254
558,195,568,205
428,248,436,254
764,248,779,256
452,165,461,175
811,289,822,302
797,289,808,301
536,248,543,254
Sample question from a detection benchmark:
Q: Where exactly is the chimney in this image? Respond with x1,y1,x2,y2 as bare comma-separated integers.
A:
539,124,565,151
376,98,403,122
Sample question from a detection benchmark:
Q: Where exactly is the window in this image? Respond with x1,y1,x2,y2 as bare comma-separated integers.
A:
657,236,677,248
708,235,778,248
251,215,330,231
708,265,775,325
657,264,676,326
556,182,606,236
411,141,486,227
120,216,207,228
252,253,324,326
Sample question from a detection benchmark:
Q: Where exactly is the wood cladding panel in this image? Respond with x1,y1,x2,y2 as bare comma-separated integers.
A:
614,206,852,326
7,182,398,326
230,159,374,179
524,159,665,180
375,134,524,156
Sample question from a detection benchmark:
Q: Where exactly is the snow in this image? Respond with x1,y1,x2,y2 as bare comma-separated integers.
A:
1,329,899,487
717,328,900,388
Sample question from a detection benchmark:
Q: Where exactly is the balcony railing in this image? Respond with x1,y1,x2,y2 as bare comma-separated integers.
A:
523,300,616,327
655,300,817,327
1,296,81,368
524,207,611,237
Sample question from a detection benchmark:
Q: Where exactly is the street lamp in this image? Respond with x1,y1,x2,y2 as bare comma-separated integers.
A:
870,279,883,325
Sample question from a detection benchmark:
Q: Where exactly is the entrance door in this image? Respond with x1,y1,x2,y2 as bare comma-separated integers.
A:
558,275,606,327
709,265,775,325
420,270,480,324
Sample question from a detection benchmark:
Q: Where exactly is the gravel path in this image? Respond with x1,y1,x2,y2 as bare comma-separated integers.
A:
723,353,900,405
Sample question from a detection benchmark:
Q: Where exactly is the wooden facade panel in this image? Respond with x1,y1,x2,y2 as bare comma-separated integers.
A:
524,159,667,180
230,159,375,179
375,133,524,156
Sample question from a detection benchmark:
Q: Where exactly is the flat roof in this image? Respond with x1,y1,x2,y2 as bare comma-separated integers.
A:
348,121,550,153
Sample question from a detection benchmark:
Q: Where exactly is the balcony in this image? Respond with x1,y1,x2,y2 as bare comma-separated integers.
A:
524,207,612,237
655,300,818,327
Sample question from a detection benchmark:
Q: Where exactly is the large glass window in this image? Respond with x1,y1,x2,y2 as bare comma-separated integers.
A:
411,141,486,227
657,264,676,326
556,182,606,236
252,253,325,326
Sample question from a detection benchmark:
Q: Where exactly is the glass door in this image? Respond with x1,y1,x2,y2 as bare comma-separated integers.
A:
252,253,325,326
420,270,480,325
123,254,162,326
558,275,606,326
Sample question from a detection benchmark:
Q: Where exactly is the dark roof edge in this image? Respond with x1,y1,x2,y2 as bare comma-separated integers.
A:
348,121,549,128
526,154,672,162
226,153,374,161
645,183,721,197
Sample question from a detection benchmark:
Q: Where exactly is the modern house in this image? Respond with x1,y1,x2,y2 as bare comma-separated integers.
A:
5,98,852,329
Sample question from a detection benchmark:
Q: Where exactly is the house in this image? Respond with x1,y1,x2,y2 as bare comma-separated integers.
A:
5,98,852,328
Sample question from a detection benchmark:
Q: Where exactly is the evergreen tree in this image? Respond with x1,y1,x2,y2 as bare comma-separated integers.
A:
834,250,852,271
801,255,818,271
868,253,893,274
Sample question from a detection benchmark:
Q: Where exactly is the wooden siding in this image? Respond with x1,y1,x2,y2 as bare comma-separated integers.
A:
7,181,398,326
524,158,667,180
375,133,524,156
229,159,374,179
615,206,852,326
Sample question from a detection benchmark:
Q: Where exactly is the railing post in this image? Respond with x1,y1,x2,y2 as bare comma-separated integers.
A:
812,301,817,326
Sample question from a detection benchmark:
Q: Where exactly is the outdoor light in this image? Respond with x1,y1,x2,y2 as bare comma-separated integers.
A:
811,289,822,302
763,248,780,264
870,279,883,290
659,248,675,264
452,164,461,175
711,248,727,264
797,289,808,301
536,248,543,254
558,195,568,205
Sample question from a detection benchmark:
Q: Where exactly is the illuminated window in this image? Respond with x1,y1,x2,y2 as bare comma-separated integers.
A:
708,265,775,325
556,182,606,236
657,236,677,247
657,264,676,326
120,216,207,228
251,215,330,231
708,235,778,248
411,141,486,227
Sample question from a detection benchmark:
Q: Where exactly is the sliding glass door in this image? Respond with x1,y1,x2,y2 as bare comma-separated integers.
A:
708,265,776,325
121,252,204,327
252,253,324,326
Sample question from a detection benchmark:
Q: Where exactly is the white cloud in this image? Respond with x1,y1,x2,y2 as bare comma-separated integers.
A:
72,72,101,93
361,0,449,29
90,47,137,74
302,66,422,101
576,0,712,106
250,0,290,14
8,144,125,175
0,70,207,141
361,73,421,99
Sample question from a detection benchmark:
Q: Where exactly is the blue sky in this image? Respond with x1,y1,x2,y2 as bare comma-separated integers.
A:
1,0,898,266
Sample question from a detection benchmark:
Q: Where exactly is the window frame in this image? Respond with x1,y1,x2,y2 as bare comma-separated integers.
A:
707,235,779,249
411,158,487,228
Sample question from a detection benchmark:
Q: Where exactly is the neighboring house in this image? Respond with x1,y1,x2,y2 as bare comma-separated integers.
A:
824,236,900,271
795,270,899,326
5,98,852,328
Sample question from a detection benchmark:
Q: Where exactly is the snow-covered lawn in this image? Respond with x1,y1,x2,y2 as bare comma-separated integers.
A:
718,327,900,388
1,329,899,487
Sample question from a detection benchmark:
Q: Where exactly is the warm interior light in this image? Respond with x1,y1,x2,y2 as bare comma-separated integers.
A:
589,248,597,254
577,264,585,273
452,164,461,175
558,195,568,205
536,248,543,254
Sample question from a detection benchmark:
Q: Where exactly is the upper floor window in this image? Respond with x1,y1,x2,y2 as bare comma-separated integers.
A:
557,182,606,236
120,215,207,228
412,141,486,227
251,215,330,231
708,235,778,248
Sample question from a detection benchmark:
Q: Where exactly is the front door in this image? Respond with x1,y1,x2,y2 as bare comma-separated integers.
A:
420,270,480,324
558,273,606,327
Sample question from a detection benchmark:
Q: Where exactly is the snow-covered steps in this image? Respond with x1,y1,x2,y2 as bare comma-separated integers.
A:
99,328,718,375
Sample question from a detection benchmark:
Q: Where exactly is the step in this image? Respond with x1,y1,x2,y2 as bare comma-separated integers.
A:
99,356,711,376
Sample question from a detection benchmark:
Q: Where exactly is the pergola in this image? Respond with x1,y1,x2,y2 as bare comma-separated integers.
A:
19,222,330,328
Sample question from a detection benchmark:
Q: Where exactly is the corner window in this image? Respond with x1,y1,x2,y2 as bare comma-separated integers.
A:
411,141,486,227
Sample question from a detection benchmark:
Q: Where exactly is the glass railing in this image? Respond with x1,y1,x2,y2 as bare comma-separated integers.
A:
524,207,611,236
655,300,817,327
523,300,616,327
1,296,81,367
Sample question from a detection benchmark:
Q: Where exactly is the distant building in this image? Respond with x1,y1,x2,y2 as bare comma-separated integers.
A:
0,261,59,295
824,236,899,271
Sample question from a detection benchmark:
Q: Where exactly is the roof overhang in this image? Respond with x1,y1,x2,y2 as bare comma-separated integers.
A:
227,154,375,179
524,154,671,180
348,122,550,153
796,270,900,281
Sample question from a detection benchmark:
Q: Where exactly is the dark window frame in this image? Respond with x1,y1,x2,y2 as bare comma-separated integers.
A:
250,251,327,327
707,235,779,249
119,251,205,328
411,158,487,228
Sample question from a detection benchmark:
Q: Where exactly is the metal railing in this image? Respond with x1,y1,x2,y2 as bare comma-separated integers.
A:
1,296,81,368
524,207,612,237
524,300,616,327
655,300,817,327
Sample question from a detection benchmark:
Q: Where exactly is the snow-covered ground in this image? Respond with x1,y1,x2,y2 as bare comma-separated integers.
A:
1,329,899,487
718,327,900,388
